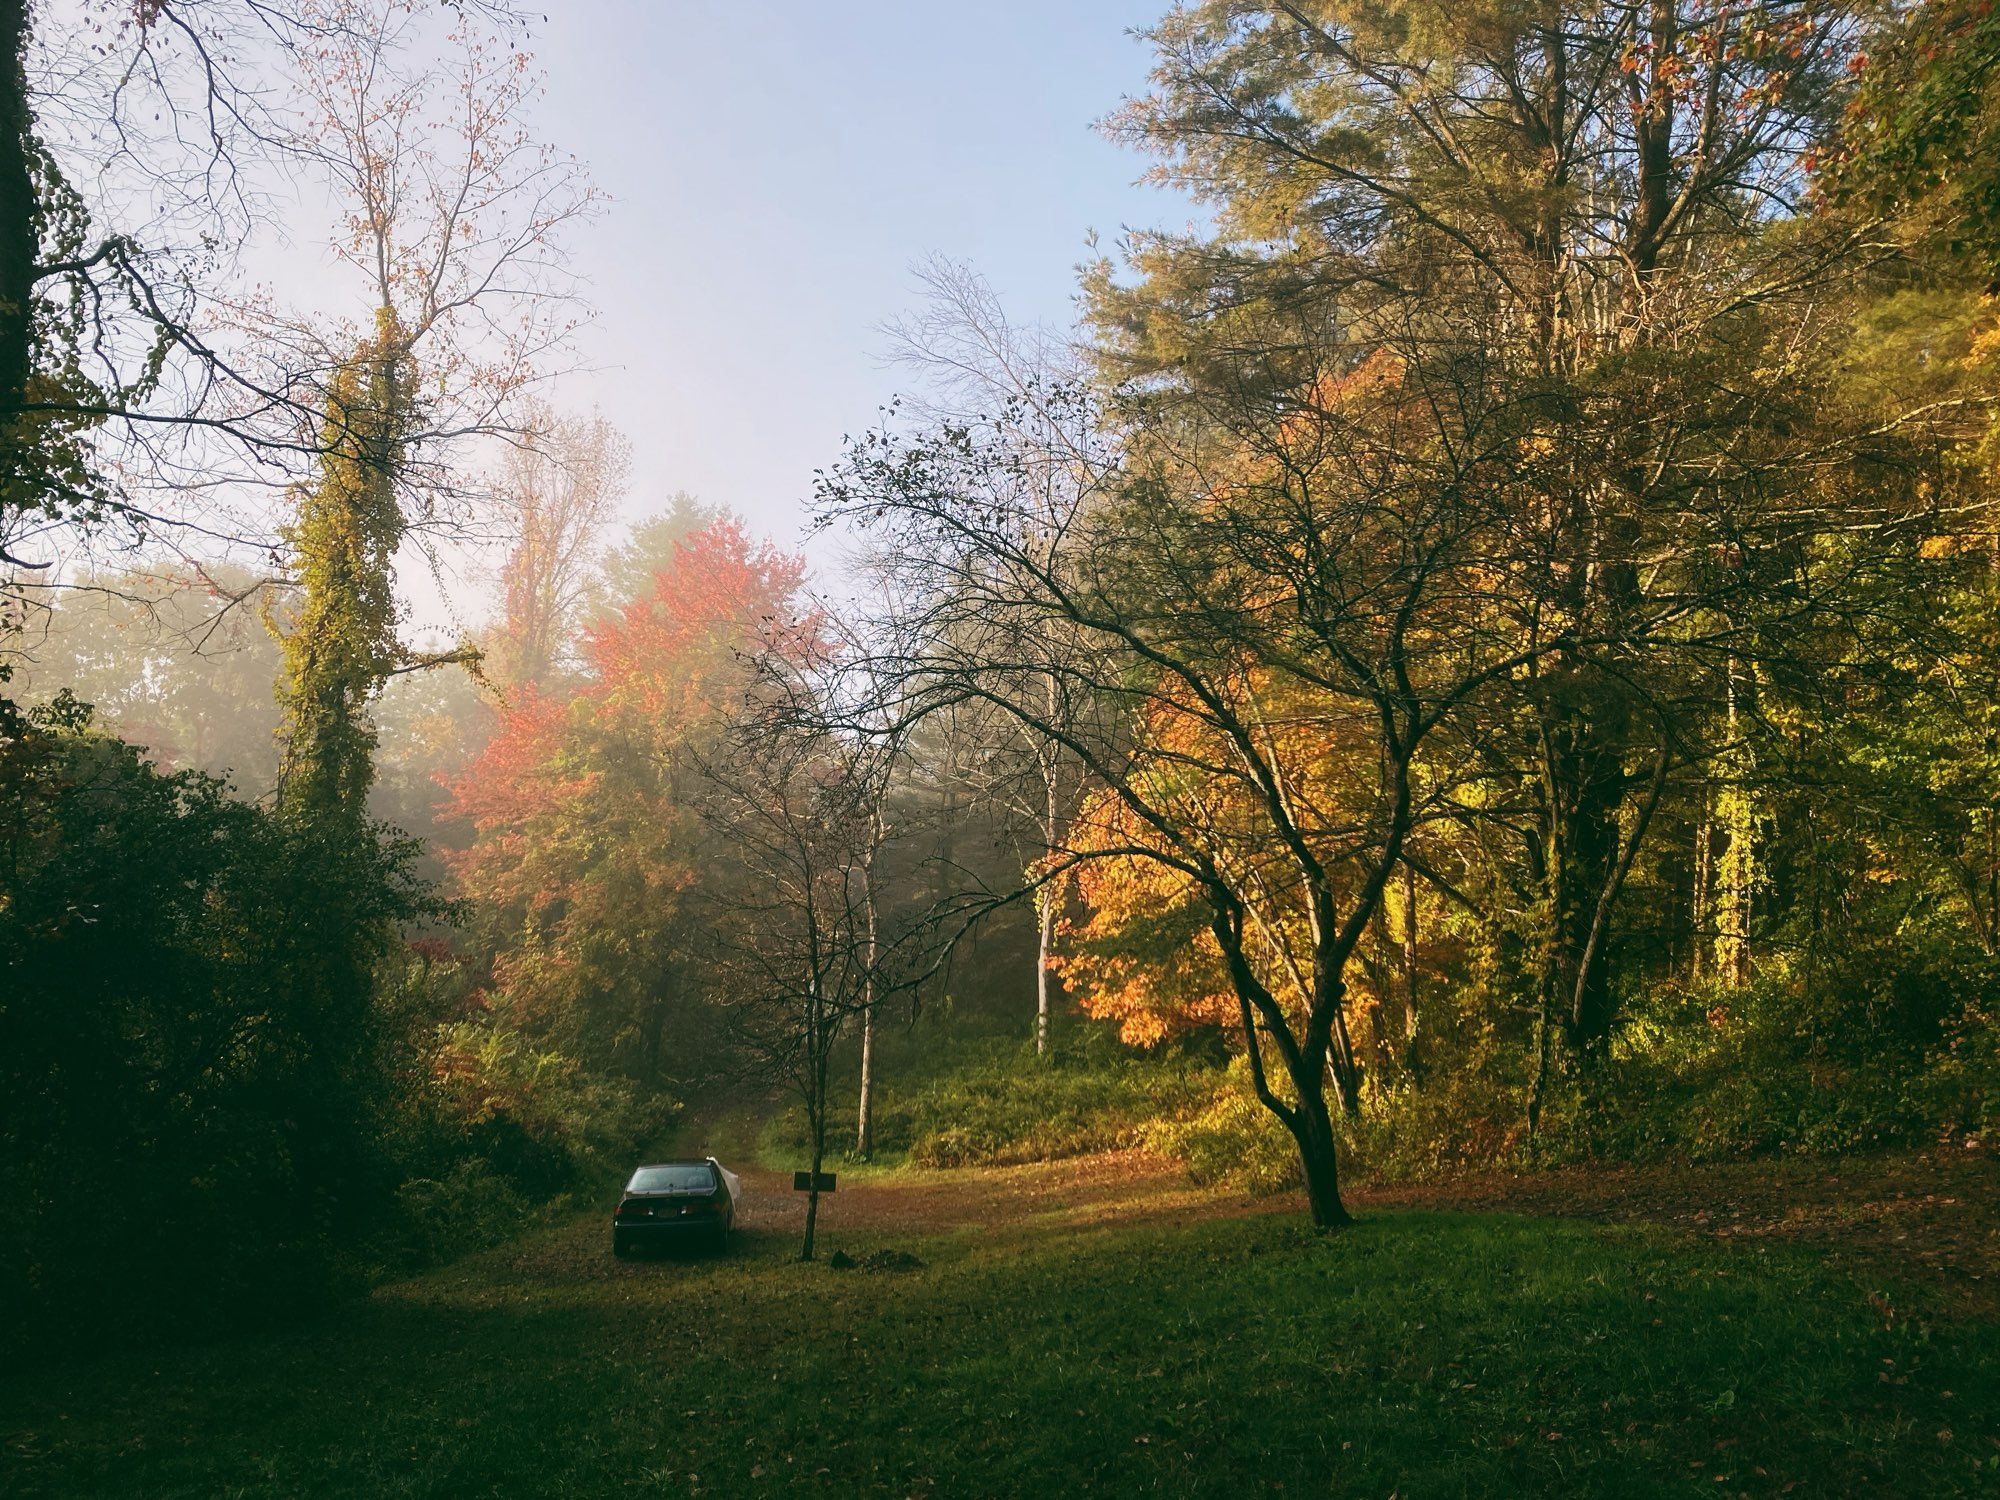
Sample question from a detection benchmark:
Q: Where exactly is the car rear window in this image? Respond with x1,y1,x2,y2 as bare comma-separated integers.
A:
627,1164,716,1194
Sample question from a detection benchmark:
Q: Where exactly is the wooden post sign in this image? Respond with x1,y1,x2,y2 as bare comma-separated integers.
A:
793,1171,837,1193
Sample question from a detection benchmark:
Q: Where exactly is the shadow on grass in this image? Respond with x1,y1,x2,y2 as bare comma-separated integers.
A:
4,1208,1994,1498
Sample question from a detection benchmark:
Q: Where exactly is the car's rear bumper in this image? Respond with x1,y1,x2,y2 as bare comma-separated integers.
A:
613,1217,727,1242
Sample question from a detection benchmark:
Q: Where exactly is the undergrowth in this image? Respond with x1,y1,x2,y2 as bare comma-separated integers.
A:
800,966,1997,1198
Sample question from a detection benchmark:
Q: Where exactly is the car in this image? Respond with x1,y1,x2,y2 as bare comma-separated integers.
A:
612,1158,737,1258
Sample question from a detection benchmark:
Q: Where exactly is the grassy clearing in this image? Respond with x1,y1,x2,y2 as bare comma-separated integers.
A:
761,1026,1225,1172
3,1173,1993,1497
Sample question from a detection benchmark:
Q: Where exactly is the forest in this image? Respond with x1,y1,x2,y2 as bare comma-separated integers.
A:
3,1,1999,1494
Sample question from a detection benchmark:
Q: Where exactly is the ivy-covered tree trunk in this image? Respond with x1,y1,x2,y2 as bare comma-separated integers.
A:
264,312,414,1229
1712,661,1756,989
276,310,408,830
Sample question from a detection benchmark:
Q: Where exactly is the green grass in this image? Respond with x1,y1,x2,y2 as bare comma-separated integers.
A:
763,1025,1225,1171
3,1188,1994,1496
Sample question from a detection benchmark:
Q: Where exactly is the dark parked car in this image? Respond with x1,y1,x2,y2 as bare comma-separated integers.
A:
612,1159,737,1257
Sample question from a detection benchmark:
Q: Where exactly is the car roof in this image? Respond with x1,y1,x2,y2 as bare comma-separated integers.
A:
632,1158,715,1169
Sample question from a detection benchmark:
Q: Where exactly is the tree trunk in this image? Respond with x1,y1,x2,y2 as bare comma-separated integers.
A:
1985,806,1998,956
1525,971,1556,1155
1035,883,1056,1056
1366,902,1393,1086
1714,661,1754,989
801,1158,822,1262
1399,860,1420,1076
854,1006,875,1160
0,0,37,535
802,1079,825,1262
1543,701,1627,1058
801,981,828,1262
1035,730,1062,1056
1287,1077,1352,1229
1691,797,1713,982
855,860,877,1158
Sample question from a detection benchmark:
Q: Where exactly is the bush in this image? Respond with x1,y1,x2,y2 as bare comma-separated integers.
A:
387,1162,538,1267
1346,954,1999,1178
372,1000,669,1268
755,946,1999,1201
767,1025,1220,1168
1137,1058,1301,1194
901,1048,1214,1166
1544,959,1999,1163
0,720,429,1350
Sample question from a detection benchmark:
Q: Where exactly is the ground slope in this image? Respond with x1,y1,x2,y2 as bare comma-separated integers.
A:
4,1151,1995,1497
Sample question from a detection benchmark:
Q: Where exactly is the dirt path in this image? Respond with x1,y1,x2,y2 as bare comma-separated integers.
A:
710,1137,1997,1317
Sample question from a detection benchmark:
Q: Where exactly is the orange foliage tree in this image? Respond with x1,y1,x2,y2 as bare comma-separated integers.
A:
1055,668,1402,1057
442,518,807,1083
828,351,1556,1227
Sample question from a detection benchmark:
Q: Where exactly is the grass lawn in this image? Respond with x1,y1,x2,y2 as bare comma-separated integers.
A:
3,1165,1994,1497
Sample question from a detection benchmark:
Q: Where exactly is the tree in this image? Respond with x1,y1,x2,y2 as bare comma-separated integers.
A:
1,1,534,593
698,671,889,1261
6,561,285,788
588,494,726,627
1836,0,2000,286
487,404,628,690
0,695,429,1348
275,318,408,825
883,258,1096,1055
827,345,1576,1227
816,621,905,1160
267,0,594,825
1088,0,1927,1074
443,517,808,1088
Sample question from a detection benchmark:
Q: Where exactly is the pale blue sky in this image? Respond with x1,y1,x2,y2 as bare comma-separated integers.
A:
529,2,1193,549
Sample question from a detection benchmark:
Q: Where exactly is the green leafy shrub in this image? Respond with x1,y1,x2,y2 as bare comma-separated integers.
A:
388,1161,538,1266
424,1020,665,1182
769,1026,1220,1168
1137,1058,1301,1194
1129,950,1997,1190
1358,953,1999,1178
372,1011,667,1266
0,719,431,1349
901,1049,1214,1166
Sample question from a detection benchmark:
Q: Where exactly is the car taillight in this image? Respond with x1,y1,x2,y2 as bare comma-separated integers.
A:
617,1201,647,1219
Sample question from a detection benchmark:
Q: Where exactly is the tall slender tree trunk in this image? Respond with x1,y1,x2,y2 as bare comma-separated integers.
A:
1035,685,1063,1056
1399,860,1420,1076
1365,903,1395,1087
1547,716,1626,1056
801,1126,824,1263
1691,799,1713,982
0,0,37,538
801,983,827,1263
1714,661,1754,989
855,854,877,1158
1035,882,1056,1056
1984,806,1999,955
